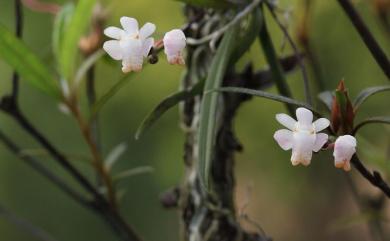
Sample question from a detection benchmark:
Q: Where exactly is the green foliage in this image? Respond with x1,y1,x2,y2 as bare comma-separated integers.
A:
198,26,239,190
230,8,263,64
353,85,390,111
353,116,390,134
211,87,318,114
90,74,135,119
113,166,154,183
0,24,60,98
105,143,128,171
318,91,333,110
258,7,294,115
52,3,74,60
135,80,204,140
59,0,96,81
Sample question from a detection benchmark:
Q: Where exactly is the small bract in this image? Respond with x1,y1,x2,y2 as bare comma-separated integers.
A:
103,17,155,73
274,107,330,166
333,135,357,171
163,29,186,65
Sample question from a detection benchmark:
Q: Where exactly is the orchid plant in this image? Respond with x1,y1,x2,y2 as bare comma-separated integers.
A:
0,0,389,241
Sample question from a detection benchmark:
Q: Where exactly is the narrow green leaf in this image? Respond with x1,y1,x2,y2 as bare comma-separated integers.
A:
74,50,105,85
230,8,263,64
210,87,320,116
90,74,134,119
52,3,74,59
113,166,154,182
258,7,294,115
0,24,60,98
318,91,333,111
198,26,239,190
135,80,204,140
353,116,390,135
59,0,96,80
105,143,128,171
353,85,390,111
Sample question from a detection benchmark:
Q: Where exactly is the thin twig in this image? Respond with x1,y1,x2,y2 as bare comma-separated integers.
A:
258,6,295,115
186,0,262,45
265,2,312,105
12,0,23,101
0,203,60,241
0,103,142,241
351,154,390,198
337,0,390,79
0,129,91,208
86,64,103,186
67,102,117,209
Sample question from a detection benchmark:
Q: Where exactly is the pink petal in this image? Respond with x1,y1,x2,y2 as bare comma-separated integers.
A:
139,23,156,40
275,113,296,130
296,107,313,127
273,129,293,150
142,37,154,57
103,40,122,60
120,17,138,34
104,27,124,39
312,133,328,152
313,118,330,132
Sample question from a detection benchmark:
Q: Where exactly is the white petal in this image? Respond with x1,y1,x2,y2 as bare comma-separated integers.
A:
122,57,143,73
120,17,139,34
273,129,293,150
312,133,328,152
296,107,313,127
313,118,330,132
291,131,316,166
104,27,124,39
275,113,296,130
103,40,122,60
139,23,156,39
166,54,185,65
163,29,186,55
291,149,312,166
333,135,356,167
142,37,154,57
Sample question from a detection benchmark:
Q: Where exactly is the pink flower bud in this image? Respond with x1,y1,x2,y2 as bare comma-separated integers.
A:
333,135,357,171
163,29,186,65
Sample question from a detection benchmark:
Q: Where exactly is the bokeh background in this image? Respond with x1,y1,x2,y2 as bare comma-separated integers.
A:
0,0,389,241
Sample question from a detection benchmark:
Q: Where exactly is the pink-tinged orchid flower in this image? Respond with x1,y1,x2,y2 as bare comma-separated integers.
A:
333,135,357,171
103,17,155,73
163,29,186,65
274,107,330,166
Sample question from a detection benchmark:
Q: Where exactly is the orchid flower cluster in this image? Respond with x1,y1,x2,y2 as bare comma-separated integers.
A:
274,107,357,171
103,17,186,73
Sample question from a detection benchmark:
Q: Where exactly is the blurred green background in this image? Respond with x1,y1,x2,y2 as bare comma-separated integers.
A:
0,0,389,241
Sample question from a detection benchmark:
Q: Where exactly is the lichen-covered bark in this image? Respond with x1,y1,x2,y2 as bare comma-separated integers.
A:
177,6,269,241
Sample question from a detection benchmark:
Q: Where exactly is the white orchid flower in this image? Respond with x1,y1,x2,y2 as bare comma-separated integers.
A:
333,135,357,171
274,107,330,166
103,17,156,73
163,29,186,65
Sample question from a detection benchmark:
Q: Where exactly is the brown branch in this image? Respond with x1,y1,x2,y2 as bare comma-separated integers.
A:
337,0,390,79
351,154,390,198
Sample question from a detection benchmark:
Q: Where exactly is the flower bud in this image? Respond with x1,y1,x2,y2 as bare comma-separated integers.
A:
333,135,357,171
163,29,186,65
